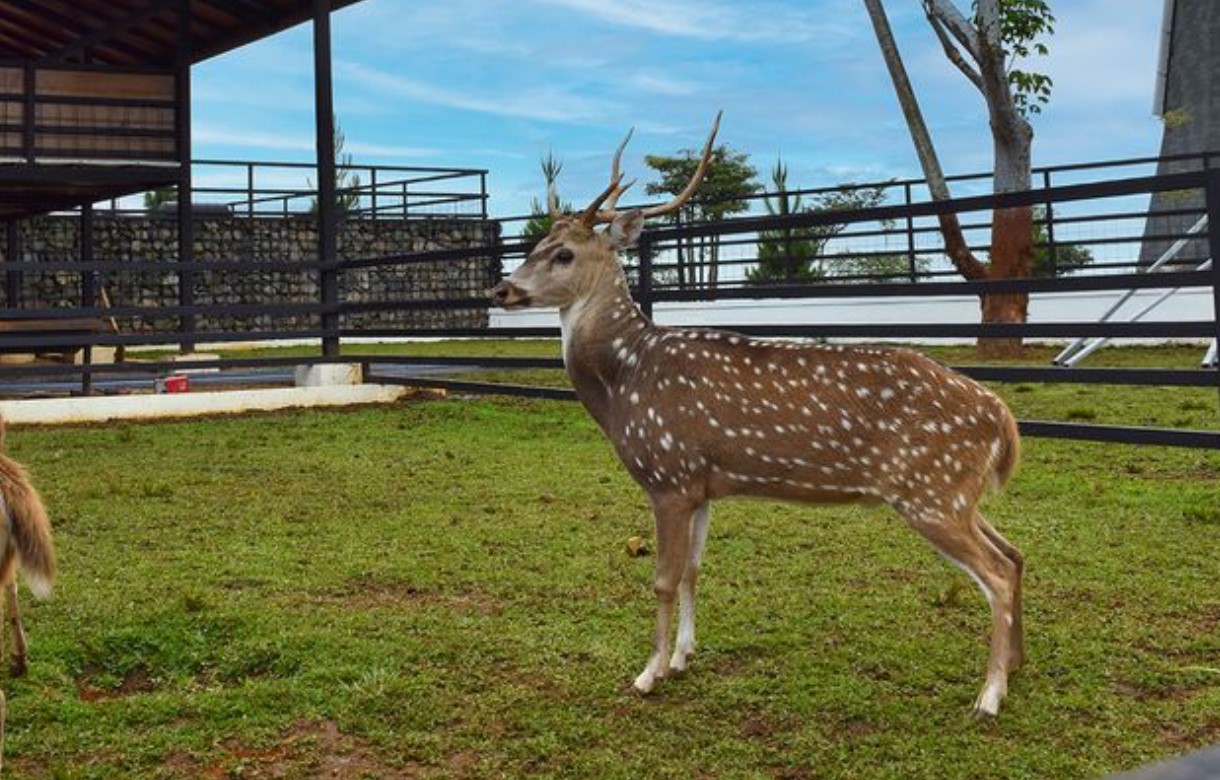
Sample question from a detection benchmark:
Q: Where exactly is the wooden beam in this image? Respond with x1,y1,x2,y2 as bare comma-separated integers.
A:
42,1,171,62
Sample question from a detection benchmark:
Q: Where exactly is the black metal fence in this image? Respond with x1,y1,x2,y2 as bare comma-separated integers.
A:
375,160,1220,451
0,154,1216,450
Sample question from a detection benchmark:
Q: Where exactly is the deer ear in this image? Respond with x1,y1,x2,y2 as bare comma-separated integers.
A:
608,209,645,250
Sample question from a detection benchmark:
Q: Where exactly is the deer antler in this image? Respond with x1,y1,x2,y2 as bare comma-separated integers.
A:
577,128,635,228
639,110,721,220
578,112,722,228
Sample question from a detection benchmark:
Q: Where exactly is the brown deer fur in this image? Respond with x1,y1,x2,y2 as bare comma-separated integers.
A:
0,414,57,769
492,121,1024,717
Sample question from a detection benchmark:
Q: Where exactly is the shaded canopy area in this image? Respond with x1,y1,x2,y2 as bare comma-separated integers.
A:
0,0,364,220
0,0,364,67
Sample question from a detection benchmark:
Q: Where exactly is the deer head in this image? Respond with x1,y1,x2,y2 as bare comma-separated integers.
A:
492,112,721,312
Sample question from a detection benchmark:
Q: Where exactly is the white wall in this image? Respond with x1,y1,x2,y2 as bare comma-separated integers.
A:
488,288,1216,345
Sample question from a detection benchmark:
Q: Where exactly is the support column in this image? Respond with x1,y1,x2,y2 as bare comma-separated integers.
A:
314,0,340,357
176,0,195,353
81,203,95,395
4,221,21,307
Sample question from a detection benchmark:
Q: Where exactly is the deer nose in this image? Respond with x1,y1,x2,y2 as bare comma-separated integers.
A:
491,280,518,308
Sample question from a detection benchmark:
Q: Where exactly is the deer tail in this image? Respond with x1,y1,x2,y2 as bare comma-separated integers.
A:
7,485,56,600
0,418,56,599
988,405,1021,493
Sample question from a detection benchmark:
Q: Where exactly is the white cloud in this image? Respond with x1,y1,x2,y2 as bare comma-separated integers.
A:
193,124,317,154
531,0,847,44
336,61,619,124
1041,2,1161,109
344,140,444,159
625,73,704,98
192,123,438,160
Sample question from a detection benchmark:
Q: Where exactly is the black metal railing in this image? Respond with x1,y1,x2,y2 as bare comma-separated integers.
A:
97,159,489,220
496,151,1216,289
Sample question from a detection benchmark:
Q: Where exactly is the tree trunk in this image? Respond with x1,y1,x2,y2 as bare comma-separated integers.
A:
978,206,1034,357
979,91,1035,356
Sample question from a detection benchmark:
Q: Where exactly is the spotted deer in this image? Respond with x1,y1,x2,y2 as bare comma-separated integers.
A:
0,414,57,770
491,115,1024,717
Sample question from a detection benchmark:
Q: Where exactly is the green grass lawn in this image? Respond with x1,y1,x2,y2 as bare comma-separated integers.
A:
2,346,1219,778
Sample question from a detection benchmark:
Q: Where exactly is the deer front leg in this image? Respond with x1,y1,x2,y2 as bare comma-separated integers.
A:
670,502,710,674
4,582,24,678
633,493,695,695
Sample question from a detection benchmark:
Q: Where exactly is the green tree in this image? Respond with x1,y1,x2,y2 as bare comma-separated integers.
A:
747,177,890,285
521,152,570,249
747,161,823,285
309,116,362,217
143,185,175,214
644,143,760,290
829,253,930,282
1031,206,1093,276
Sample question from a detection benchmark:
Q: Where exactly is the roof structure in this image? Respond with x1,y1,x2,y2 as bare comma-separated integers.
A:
0,0,364,68
0,0,365,220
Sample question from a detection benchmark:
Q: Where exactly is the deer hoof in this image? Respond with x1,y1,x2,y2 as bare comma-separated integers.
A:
971,682,1005,719
668,649,692,674
9,655,26,678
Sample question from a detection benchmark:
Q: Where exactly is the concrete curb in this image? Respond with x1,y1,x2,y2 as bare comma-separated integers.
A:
0,384,413,425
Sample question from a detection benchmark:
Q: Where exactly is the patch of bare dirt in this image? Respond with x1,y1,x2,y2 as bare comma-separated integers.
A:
1160,718,1220,752
199,720,427,779
299,578,502,616
77,664,158,701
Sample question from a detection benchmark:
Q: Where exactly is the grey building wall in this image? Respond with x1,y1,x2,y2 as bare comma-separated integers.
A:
1141,0,1219,266
1,215,500,334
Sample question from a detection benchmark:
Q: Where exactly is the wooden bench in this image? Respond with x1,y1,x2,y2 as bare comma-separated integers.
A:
0,317,110,364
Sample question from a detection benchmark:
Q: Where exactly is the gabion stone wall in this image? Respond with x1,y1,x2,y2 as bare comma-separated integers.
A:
2,215,500,335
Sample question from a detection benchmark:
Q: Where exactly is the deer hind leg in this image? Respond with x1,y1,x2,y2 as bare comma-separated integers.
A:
633,493,695,695
906,507,1021,718
670,502,710,674
976,514,1024,671
5,581,25,678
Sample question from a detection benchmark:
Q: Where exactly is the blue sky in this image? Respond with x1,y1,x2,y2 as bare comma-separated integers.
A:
191,0,1167,219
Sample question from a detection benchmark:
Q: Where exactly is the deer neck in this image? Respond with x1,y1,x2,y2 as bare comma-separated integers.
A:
559,272,650,422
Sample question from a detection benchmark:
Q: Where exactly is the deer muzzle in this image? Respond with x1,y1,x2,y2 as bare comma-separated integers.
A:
491,280,529,309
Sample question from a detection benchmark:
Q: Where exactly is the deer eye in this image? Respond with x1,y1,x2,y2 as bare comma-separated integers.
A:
554,248,575,264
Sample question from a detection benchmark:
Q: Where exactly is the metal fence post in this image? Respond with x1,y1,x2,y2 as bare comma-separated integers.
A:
1205,166,1220,405
370,167,378,220
904,182,917,282
1043,169,1058,274
247,163,255,217
638,233,654,320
